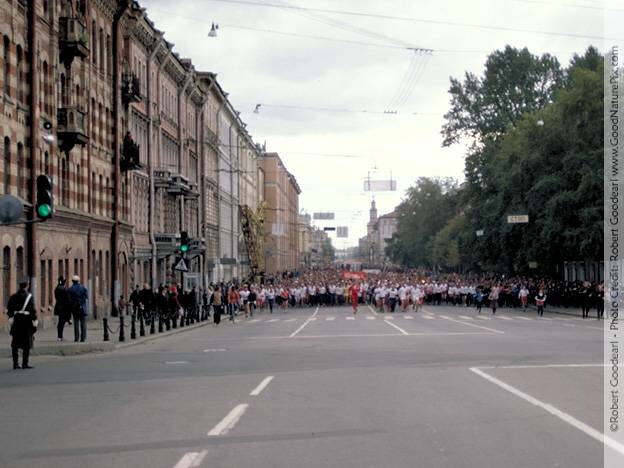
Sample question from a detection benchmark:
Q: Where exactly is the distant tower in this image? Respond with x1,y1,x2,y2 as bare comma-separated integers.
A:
367,199,377,237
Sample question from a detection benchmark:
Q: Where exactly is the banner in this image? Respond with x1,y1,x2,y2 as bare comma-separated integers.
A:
341,271,365,280
313,212,335,220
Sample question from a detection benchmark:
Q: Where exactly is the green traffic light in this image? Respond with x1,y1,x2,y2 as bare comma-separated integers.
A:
37,204,52,218
179,244,189,253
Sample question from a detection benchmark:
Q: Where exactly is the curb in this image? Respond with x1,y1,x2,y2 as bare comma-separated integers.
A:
4,320,210,357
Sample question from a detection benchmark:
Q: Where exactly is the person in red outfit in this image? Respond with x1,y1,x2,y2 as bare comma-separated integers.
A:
350,281,360,314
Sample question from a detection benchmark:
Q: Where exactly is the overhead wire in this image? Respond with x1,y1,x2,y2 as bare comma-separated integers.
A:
192,0,620,41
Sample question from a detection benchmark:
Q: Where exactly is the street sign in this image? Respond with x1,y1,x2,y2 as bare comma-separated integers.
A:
337,226,349,238
475,229,484,237
324,227,336,232
529,261,538,269
313,212,335,220
173,258,188,272
507,214,529,224
0,194,23,224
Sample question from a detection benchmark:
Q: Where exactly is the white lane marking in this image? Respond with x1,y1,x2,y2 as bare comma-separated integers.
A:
284,318,297,322
250,376,274,396
440,315,451,319
404,315,414,319
470,367,624,456
441,316,505,334
207,404,249,436
272,331,497,339
480,363,605,370
515,316,532,321
265,319,280,323
458,315,473,320
367,304,378,316
476,316,492,320
384,315,395,320
346,316,355,320
326,317,335,321
423,315,435,320
165,361,189,364
289,306,319,337
173,450,208,468
247,319,260,323
203,348,226,352
366,316,376,320
384,319,409,335
497,316,513,320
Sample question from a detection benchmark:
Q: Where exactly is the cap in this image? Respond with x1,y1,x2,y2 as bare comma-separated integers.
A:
72,275,80,282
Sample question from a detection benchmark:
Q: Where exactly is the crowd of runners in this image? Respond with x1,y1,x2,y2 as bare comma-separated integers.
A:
196,269,605,322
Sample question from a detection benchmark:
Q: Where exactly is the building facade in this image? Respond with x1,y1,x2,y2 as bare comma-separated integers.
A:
0,0,280,327
259,152,300,275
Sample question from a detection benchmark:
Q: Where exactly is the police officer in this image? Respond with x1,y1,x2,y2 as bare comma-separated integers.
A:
7,278,37,369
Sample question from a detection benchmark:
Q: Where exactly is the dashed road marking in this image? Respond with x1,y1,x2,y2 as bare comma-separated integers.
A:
384,319,409,335
404,315,414,319
203,348,226,352
476,316,492,320
265,319,280,323
366,316,376,320
346,316,356,320
207,404,249,436
173,449,208,468
165,361,189,365
289,306,319,337
458,315,473,320
326,317,335,321
250,376,274,396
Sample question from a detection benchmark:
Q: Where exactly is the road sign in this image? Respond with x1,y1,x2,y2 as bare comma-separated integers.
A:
173,258,188,272
313,212,335,220
507,214,529,224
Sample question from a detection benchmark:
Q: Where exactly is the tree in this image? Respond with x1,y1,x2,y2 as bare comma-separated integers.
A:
441,45,563,147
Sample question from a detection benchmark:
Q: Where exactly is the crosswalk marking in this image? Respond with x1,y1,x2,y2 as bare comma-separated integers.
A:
385,315,395,320
458,315,473,320
283,318,297,322
247,319,260,323
498,316,513,320
515,317,532,321
326,317,335,321
366,316,376,320
423,315,435,320
476,316,492,320
346,316,355,320
309,317,318,321
265,319,280,323
404,315,414,319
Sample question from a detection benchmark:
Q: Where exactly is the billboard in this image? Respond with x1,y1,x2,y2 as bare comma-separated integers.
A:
341,271,366,280
337,226,349,238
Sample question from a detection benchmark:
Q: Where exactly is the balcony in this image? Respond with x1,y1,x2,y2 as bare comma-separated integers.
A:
58,17,89,68
122,72,141,105
153,169,194,196
57,107,88,153
121,134,141,172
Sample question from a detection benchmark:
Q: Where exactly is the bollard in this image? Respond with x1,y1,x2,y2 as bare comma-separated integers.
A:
150,314,156,334
130,314,137,340
103,317,109,341
165,315,170,331
139,313,146,337
119,315,125,342
172,314,177,329
179,311,185,328
158,313,163,333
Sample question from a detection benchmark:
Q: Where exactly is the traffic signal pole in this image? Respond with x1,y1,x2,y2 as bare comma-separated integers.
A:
27,3,38,296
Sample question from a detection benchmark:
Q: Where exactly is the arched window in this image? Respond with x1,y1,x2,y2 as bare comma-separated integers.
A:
42,61,49,114
99,28,104,74
98,103,103,145
91,20,97,66
2,246,10,308
3,36,10,96
16,247,23,285
3,137,10,194
98,174,103,214
17,142,24,198
16,45,22,103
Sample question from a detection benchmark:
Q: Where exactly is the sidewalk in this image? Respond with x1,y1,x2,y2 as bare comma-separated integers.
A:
1,316,210,357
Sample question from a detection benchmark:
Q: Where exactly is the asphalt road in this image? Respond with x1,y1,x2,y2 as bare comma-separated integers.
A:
0,304,614,468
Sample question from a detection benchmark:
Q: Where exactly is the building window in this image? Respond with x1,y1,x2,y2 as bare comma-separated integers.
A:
91,21,97,65
99,28,104,74
42,61,49,114
3,247,10,308
3,137,10,194
17,143,24,198
3,36,10,96
16,45,23,103
98,250,103,296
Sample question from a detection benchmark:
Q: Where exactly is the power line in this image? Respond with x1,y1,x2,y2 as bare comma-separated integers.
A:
194,0,619,40
252,102,441,116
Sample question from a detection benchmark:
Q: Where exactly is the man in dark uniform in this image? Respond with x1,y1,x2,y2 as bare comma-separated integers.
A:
7,279,37,369
138,283,154,325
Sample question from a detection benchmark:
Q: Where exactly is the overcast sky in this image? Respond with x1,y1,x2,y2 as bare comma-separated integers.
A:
140,0,612,248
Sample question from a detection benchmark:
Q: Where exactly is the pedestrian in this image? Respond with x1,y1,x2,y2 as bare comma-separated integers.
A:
211,286,223,325
117,295,127,317
129,285,140,316
489,285,499,315
54,276,71,341
138,283,154,324
475,288,484,314
350,281,360,314
248,286,257,317
7,279,37,369
535,289,546,317
68,275,89,342
519,285,529,310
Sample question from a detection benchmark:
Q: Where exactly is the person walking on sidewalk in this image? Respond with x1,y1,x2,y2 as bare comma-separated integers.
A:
489,285,499,315
54,276,71,341
7,279,37,369
129,285,140,317
68,276,89,342
211,285,223,325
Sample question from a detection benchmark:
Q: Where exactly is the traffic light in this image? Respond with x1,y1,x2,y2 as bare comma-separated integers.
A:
179,231,190,253
36,175,53,220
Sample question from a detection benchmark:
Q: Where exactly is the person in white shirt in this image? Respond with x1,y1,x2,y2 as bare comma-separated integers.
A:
519,286,529,310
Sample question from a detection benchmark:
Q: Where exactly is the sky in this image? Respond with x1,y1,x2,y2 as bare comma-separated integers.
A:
139,0,612,248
